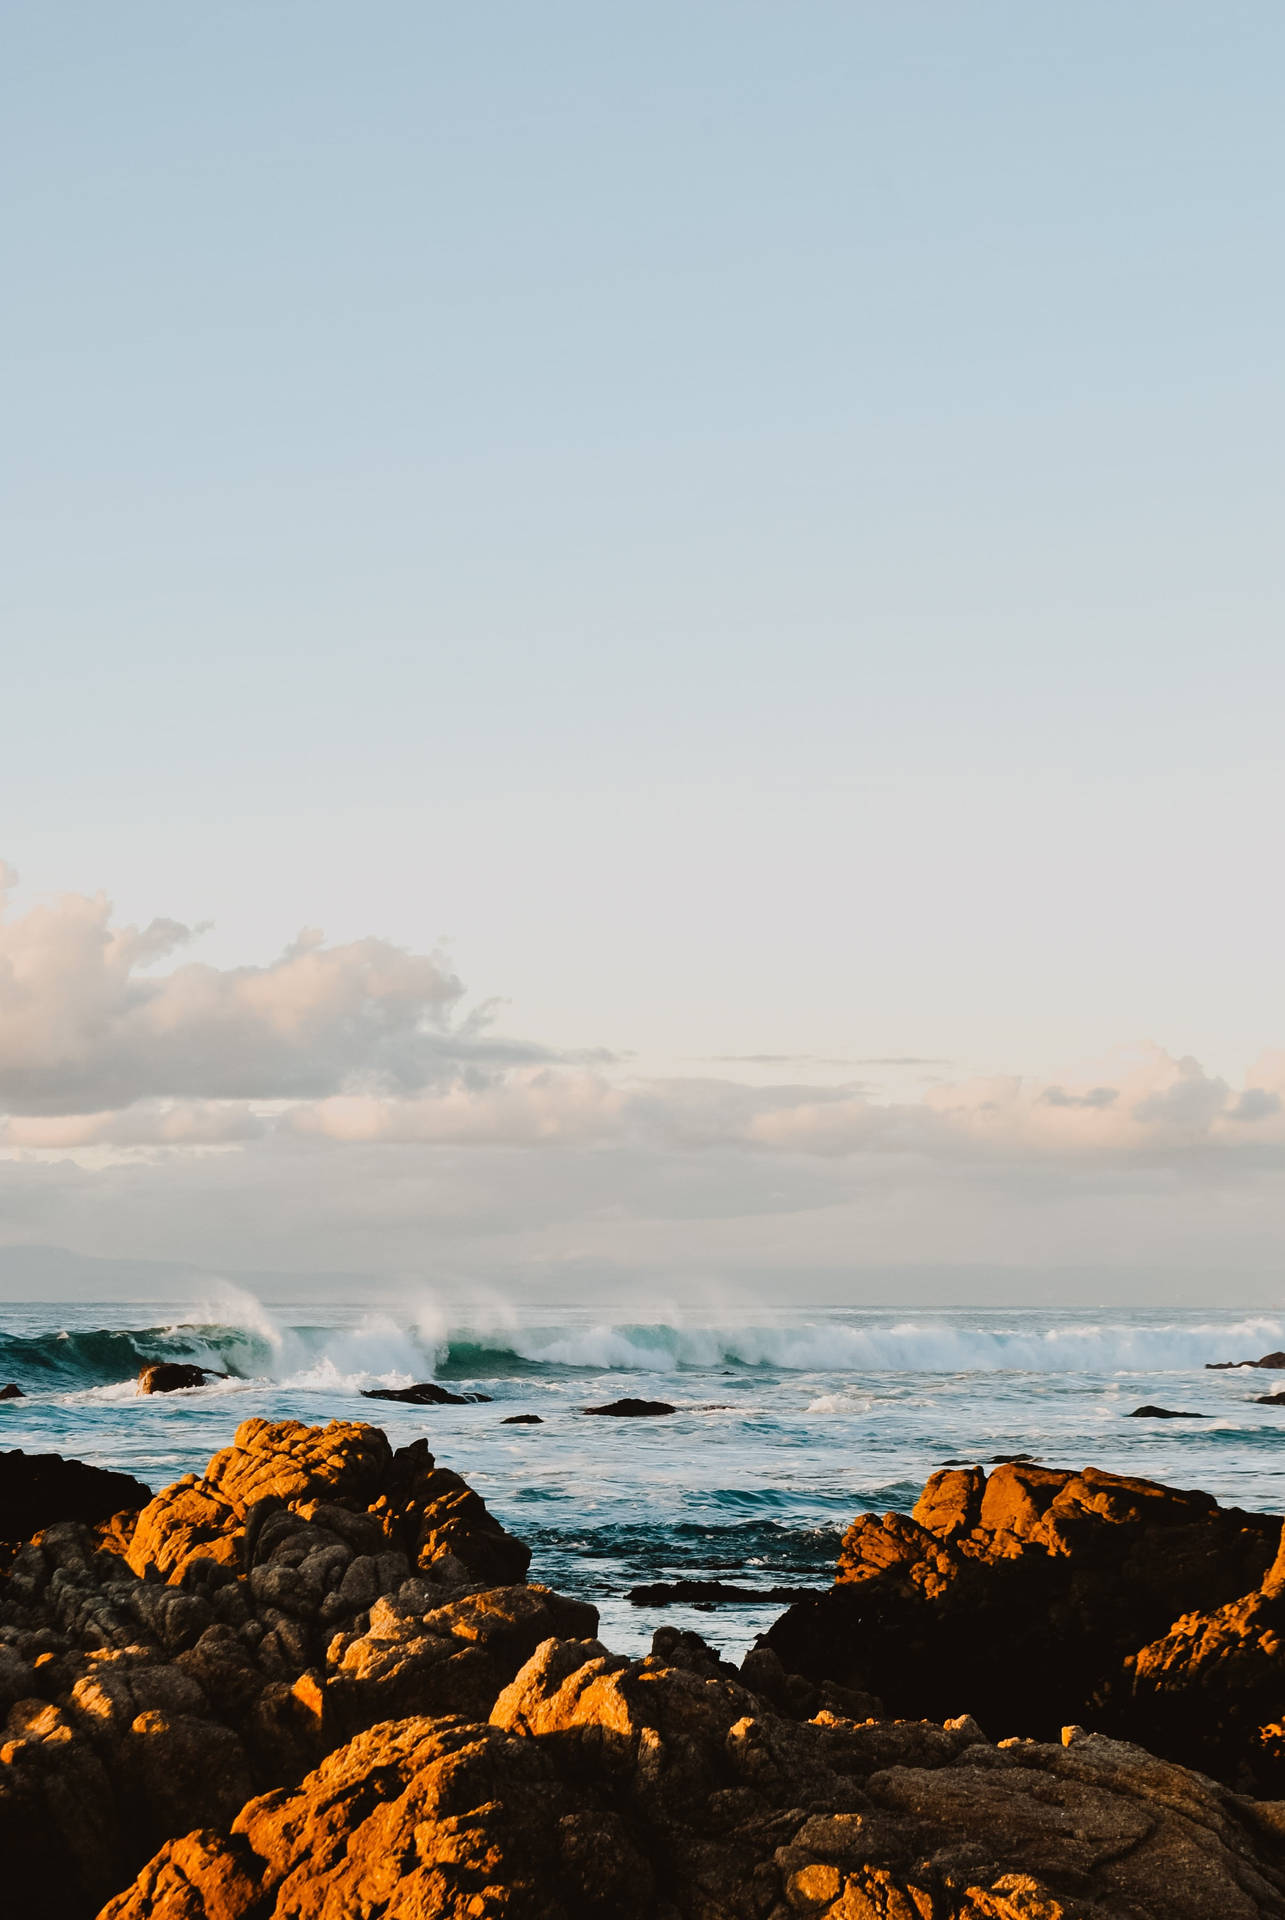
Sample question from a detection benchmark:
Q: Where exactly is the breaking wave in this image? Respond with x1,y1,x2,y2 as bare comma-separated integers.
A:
5,1303,1283,1395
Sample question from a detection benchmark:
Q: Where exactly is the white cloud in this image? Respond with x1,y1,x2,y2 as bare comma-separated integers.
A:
0,1101,264,1148
3,864,1285,1286
0,867,540,1113
280,1044,1285,1164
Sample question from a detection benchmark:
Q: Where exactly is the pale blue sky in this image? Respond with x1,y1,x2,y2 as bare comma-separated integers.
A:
3,5,1285,1290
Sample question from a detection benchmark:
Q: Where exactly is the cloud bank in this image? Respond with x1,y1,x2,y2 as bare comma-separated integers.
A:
2,867,1284,1287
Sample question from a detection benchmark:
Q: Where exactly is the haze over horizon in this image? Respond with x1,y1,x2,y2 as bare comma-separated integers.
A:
5,6,1284,1301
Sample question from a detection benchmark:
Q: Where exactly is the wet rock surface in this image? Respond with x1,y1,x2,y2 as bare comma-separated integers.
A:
767,1460,1285,1795
137,1364,222,1395
1208,1351,1285,1369
1128,1404,1205,1418
628,1578,822,1607
581,1398,676,1417
0,1382,25,1399
360,1382,492,1405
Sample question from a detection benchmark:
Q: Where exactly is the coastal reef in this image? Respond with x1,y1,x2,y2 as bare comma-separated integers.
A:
4,1429,1285,1917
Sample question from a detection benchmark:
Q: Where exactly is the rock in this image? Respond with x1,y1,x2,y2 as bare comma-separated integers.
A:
0,1419,546,1918
766,1461,1283,1789
21,1430,1285,1920
580,1398,676,1417
1208,1351,1285,1369
360,1382,492,1405
0,1449,151,1545
137,1364,221,1395
0,1383,24,1399
324,1582,599,1737
501,1414,544,1425
102,1638,1285,1920
627,1578,821,1606
1256,1392,1285,1405
121,1418,531,1588
1129,1404,1205,1418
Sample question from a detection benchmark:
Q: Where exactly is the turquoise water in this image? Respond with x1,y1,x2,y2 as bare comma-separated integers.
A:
3,1297,1285,1657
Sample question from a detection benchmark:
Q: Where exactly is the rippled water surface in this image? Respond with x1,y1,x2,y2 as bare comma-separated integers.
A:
4,1296,1285,1656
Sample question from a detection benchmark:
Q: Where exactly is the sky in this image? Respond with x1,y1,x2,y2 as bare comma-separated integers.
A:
3,4,1284,1299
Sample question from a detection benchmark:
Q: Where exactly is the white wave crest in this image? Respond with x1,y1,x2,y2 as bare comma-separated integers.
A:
502,1314,1285,1374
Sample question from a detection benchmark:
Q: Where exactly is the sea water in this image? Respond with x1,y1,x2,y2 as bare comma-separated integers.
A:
4,1296,1285,1659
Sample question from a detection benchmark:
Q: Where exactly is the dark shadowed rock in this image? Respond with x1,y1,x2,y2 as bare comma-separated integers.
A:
0,1448,151,1544
766,1461,1285,1791
1256,1391,1285,1405
501,1414,543,1425
360,1382,492,1405
1129,1404,1205,1418
580,1398,676,1417
628,1577,821,1606
137,1363,221,1395
1208,1351,1285,1369
0,1383,23,1399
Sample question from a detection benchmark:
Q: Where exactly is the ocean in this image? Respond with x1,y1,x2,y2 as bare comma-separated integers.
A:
4,1295,1285,1658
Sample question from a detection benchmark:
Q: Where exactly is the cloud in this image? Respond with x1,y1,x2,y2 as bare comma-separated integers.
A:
701,1054,950,1068
1230,1088,1284,1123
0,1102,264,1148
0,868,544,1114
4,863,1285,1286
1039,1086,1119,1110
275,1045,1285,1166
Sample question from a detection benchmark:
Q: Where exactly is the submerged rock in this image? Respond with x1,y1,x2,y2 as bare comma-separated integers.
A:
137,1363,222,1395
627,1577,820,1606
360,1383,492,1405
580,1397,676,1417
1129,1404,1205,1418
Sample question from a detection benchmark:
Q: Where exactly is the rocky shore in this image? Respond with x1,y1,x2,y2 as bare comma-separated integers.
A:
6,1424,1285,1918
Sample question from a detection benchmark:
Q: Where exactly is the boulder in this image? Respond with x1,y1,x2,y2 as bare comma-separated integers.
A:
502,1414,543,1425
0,1420,544,1918
1256,1392,1285,1405
580,1398,675,1417
1208,1351,1285,1369
137,1364,221,1395
102,1637,1285,1920
360,1383,492,1405
121,1418,531,1588
766,1461,1284,1789
0,1449,151,1545
0,1383,24,1400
